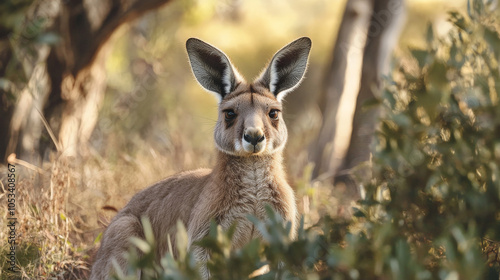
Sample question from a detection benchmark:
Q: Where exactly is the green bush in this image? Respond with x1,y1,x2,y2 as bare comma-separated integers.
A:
116,3,500,279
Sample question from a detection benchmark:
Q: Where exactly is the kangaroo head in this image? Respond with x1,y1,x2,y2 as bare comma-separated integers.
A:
186,37,311,156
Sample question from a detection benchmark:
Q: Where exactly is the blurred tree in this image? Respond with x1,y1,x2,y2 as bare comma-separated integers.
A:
309,0,374,182
0,0,37,163
311,0,405,197
0,0,173,164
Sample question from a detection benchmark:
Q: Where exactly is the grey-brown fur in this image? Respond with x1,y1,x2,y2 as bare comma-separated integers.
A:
90,37,311,279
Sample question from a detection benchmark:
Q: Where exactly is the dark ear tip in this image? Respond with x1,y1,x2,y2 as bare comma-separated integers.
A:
299,37,312,43
282,37,311,55
186,38,203,50
295,37,312,48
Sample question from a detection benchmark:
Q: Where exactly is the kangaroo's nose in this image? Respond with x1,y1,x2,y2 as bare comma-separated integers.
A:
243,128,265,146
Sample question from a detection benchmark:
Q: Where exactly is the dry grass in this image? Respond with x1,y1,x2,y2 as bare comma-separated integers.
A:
0,157,89,279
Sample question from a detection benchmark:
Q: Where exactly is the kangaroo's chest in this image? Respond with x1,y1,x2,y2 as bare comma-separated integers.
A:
218,164,280,245
237,170,275,218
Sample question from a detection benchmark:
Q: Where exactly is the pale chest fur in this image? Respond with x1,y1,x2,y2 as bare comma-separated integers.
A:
216,158,284,247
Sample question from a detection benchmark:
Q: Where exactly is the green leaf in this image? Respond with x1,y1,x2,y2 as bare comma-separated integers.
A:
36,32,60,45
483,27,500,61
94,232,103,244
410,48,429,69
352,207,366,218
426,23,434,45
175,220,189,260
129,237,151,254
448,11,468,32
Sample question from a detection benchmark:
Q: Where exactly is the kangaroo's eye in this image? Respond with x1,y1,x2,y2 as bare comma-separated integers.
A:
269,109,279,120
224,110,237,121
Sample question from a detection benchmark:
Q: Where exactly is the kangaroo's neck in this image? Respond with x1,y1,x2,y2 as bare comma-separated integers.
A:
213,150,286,186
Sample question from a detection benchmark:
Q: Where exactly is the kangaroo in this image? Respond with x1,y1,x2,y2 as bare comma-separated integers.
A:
90,37,312,279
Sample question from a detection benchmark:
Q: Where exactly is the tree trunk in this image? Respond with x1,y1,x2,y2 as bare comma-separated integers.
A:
311,0,405,198
2,0,173,164
310,0,374,180
336,0,405,193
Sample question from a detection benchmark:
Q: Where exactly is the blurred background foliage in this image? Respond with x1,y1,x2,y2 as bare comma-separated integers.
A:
2,0,500,279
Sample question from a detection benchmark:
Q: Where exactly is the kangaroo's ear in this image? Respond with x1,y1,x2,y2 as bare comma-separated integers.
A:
186,38,243,102
255,37,311,102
